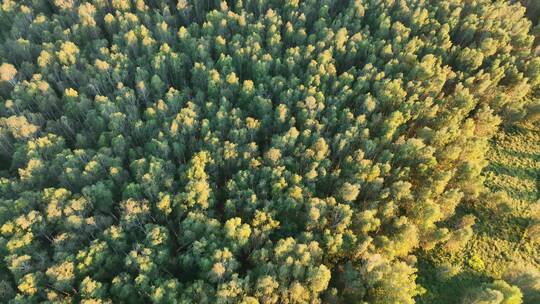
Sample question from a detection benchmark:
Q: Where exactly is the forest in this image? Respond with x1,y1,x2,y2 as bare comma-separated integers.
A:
0,0,539,303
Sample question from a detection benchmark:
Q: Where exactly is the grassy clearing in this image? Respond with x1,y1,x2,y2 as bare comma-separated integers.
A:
418,122,540,303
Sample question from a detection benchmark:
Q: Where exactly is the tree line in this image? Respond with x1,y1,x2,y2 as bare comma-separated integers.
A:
0,0,538,303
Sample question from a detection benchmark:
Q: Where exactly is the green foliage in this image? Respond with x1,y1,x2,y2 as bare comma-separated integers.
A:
504,263,540,304
0,0,538,303
463,280,523,304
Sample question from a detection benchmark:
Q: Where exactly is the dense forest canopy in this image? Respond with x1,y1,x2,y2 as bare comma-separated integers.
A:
0,0,538,303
